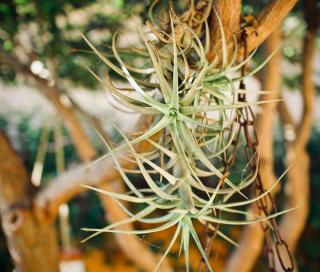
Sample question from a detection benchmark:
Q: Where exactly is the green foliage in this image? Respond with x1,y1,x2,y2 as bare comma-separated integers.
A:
0,0,144,87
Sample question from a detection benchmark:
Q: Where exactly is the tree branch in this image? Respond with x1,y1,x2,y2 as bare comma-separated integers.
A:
210,0,241,56
0,133,59,272
67,94,113,145
0,47,96,161
208,0,241,62
208,0,297,63
277,0,317,258
245,0,297,53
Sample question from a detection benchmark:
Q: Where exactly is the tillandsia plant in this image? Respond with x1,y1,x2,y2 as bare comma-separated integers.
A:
80,3,293,272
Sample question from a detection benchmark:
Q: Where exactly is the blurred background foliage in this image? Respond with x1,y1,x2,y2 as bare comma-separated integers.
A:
0,0,319,271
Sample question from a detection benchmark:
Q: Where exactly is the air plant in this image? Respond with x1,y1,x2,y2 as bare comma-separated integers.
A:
80,4,293,272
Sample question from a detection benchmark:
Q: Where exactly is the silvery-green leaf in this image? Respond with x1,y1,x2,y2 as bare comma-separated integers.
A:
80,184,157,203
116,126,178,201
82,214,183,235
180,62,208,106
155,222,182,272
138,155,178,185
177,120,246,198
212,5,227,70
111,33,168,113
232,49,279,82
186,217,214,272
90,116,169,168
81,33,157,88
200,207,297,225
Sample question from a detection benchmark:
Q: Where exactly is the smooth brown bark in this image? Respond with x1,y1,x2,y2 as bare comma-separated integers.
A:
207,0,297,62
210,0,241,62
245,0,297,53
0,133,59,272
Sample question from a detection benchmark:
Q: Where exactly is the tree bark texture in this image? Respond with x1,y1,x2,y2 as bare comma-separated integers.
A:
0,133,59,272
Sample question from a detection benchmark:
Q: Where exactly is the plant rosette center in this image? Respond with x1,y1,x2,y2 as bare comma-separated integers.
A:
168,106,179,119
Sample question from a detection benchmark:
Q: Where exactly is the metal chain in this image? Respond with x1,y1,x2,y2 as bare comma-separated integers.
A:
237,28,294,272
199,17,293,272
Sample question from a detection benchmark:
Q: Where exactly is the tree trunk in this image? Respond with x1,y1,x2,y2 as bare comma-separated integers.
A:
278,1,317,256
0,133,59,272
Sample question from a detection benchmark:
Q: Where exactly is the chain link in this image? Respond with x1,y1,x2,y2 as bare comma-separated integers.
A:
236,29,294,272
199,18,294,272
